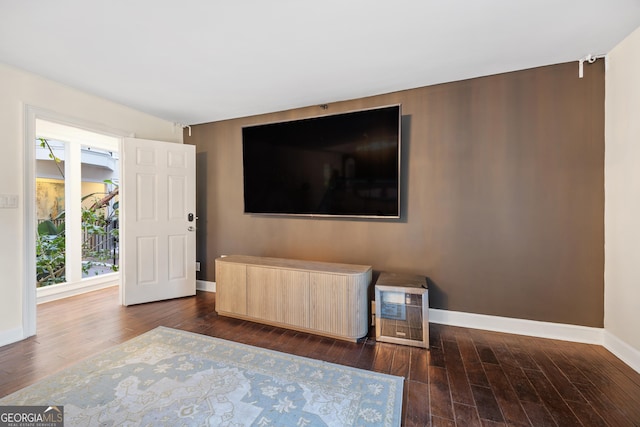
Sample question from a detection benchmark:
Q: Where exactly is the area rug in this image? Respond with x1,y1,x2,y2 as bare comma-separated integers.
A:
0,327,403,426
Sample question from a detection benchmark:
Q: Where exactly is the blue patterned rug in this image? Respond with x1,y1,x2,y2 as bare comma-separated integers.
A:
1,327,403,426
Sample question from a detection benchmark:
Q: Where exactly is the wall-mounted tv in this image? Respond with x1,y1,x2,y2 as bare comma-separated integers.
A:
242,104,401,218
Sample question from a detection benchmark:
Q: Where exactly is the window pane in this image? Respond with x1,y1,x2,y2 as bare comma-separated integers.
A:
81,145,119,278
35,138,66,287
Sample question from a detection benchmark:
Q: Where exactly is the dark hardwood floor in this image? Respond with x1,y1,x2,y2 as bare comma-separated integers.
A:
1,287,639,426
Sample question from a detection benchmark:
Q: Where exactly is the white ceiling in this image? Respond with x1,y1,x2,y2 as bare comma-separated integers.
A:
1,1,639,125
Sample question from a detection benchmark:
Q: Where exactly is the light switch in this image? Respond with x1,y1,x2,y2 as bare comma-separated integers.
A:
0,194,18,208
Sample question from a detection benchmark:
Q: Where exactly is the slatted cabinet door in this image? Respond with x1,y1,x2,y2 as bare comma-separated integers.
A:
275,269,309,328
246,266,278,321
215,260,247,315
310,272,369,339
247,266,309,328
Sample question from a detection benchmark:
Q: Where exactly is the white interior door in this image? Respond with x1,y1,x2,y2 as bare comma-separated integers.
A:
121,137,196,305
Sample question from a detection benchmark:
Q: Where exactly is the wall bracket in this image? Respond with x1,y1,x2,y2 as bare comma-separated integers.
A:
579,53,608,78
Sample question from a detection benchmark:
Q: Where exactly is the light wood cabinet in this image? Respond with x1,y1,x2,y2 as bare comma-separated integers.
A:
215,255,372,341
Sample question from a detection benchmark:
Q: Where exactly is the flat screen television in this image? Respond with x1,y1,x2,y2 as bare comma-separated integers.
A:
242,104,401,218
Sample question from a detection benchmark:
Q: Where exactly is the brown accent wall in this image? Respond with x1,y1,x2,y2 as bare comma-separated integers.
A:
188,61,605,327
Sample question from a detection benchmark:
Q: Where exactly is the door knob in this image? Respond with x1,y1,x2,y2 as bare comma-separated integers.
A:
188,226,195,232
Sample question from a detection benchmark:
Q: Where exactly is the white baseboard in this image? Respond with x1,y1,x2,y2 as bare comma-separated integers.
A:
428,308,604,345
604,330,640,374
0,326,24,347
196,280,216,293
37,275,119,304
428,309,640,373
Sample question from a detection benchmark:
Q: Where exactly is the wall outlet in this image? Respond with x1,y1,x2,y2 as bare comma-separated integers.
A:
371,301,376,326
195,261,201,272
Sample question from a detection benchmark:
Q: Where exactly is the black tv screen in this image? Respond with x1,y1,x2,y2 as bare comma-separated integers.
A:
242,104,401,218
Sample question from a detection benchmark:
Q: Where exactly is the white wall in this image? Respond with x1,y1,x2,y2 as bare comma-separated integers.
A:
605,26,640,369
0,63,182,345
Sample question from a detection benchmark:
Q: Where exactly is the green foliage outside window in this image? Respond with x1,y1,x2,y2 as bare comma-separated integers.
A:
36,138,119,287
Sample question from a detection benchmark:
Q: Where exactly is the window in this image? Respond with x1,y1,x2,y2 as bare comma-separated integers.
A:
35,120,120,290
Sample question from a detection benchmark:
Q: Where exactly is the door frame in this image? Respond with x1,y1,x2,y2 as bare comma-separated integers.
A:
23,105,133,338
